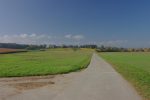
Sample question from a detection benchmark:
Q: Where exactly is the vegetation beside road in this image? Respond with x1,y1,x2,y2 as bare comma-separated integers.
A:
96,45,150,52
0,48,93,77
99,52,150,100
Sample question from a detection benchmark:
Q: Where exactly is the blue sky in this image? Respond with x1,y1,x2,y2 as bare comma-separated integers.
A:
0,0,150,47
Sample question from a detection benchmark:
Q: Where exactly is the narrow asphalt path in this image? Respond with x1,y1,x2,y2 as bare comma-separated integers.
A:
52,53,142,100
4,53,142,100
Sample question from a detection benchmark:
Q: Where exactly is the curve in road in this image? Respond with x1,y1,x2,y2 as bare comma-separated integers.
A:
5,53,142,100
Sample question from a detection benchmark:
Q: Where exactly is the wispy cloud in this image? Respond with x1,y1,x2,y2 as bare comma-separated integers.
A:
98,40,128,47
0,33,85,45
20,34,28,38
64,34,72,39
30,33,36,37
73,35,84,40
64,34,84,40
0,33,52,44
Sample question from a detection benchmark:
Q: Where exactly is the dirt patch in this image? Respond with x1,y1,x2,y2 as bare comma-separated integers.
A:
9,81,55,90
0,75,56,100
0,75,55,91
0,75,55,82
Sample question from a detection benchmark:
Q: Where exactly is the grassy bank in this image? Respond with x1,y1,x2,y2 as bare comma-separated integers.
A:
99,52,150,100
0,48,93,77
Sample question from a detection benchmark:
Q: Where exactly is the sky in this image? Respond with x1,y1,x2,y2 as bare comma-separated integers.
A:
0,0,150,47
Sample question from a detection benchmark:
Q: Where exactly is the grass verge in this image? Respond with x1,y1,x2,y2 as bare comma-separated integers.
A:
99,52,150,100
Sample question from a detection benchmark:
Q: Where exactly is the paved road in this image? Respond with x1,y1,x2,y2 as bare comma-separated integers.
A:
3,53,142,100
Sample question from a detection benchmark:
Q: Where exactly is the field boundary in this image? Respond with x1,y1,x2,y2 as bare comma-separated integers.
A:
98,53,149,100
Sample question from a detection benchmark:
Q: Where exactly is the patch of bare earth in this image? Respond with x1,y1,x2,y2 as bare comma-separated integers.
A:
0,75,54,83
0,75,55,100
9,81,55,90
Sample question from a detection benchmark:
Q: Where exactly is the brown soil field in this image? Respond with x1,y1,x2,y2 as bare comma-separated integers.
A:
0,48,27,54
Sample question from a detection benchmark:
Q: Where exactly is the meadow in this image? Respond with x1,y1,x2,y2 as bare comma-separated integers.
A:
0,48,92,77
99,52,150,100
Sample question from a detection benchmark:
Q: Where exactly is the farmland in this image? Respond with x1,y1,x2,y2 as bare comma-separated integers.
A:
99,52,150,100
0,48,92,77
0,48,27,54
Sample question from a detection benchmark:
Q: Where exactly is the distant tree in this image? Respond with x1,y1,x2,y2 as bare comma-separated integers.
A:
96,46,129,52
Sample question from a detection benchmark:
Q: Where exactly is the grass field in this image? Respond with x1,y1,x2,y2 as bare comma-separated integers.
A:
0,48,27,54
99,52,150,100
0,48,93,77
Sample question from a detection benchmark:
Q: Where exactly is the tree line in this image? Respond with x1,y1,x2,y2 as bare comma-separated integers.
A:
96,45,150,52
0,43,47,50
0,43,97,50
1,43,150,52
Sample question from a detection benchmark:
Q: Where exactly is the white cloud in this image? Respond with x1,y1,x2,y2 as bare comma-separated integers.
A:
64,34,84,41
64,34,72,39
20,34,28,38
98,40,128,47
72,35,84,40
0,33,53,44
3,35,9,38
30,33,36,37
0,33,85,45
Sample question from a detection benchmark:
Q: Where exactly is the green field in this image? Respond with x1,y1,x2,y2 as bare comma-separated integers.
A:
0,48,92,77
99,52,150,100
